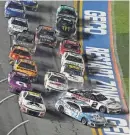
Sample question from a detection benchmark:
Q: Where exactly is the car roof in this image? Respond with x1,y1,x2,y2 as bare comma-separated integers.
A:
19,59,36,65
68,89,101,96
27,91,41,97
65,63,82,70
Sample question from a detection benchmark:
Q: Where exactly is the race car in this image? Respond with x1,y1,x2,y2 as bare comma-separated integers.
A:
55,98,116,127
58,39,81,56
56,5,78,23
18,91,46,118
13,59,38,82
62,89,122,114
9,45,31,65
8,71,32,93
55,17,77,38
12,31,36,54
44,71,68,92
35,25,57,48
61,51,85,73
4,1,25,18
60,63,84,88
8,17,28,35
18,0,38,11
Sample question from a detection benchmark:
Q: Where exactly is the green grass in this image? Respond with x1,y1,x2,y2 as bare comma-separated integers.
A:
114,1,129,99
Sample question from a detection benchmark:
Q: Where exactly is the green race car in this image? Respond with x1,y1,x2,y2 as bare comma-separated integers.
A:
56,5,78,23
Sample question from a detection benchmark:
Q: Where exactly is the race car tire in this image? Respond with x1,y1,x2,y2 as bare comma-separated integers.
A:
99,106,107,113
58,105,64,113
81,117,88,125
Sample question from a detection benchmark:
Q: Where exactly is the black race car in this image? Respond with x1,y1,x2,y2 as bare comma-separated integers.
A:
12,31,36,54
55,17,77,38
35,25,57,48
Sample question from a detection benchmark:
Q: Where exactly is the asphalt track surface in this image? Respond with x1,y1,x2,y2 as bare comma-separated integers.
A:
0,1,92,135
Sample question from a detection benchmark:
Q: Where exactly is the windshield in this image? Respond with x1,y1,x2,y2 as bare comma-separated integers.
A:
66,55,83,63
64,66,82,76
64,44,79,51
95,94,107,101
13,74,30,83
12,20,27,27
19,62,35,71
8,2,24,10
81,106,96,113
25,95,43,104
13,49,30,57
49,75,66,84
17,35,33,43
59,8,76,17
39,29,54,36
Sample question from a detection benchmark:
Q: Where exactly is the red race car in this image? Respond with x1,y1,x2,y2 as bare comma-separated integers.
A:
58,39,81,56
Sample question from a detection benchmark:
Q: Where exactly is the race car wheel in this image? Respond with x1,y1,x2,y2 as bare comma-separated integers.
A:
58,106,64,113
81,117,88,125
99,106,106,113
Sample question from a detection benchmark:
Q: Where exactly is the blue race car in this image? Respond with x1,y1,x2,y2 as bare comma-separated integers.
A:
55,98,116,127
4,1,25,18
18,0,38,11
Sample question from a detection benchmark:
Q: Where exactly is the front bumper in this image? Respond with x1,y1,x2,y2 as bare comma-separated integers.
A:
88,121,107,127
20,106,45,118
8,85,28,94
107,108,121,113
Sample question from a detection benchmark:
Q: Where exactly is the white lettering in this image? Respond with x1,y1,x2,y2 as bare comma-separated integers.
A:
88,62,112,69
104,118,129,134
90,69,114,79
84,10,107,35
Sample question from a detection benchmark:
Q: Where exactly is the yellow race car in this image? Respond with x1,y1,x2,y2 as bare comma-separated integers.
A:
13,59,38,82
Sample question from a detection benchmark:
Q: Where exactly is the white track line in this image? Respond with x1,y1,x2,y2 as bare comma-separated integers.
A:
0,78,7,83
0,94,15,104
7,120,29,135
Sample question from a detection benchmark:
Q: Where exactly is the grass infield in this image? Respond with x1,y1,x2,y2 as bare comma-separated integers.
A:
113,1,129,99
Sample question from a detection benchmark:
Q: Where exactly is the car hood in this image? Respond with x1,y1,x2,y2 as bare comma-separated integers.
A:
9,79,31,89
64,60,84,69
48,81,67,91
23,100,46,111
62,72,83,83
83,113,106,123
11,24,28,32
100,99,121,109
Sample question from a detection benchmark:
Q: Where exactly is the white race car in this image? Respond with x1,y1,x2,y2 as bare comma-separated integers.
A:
8,17,28,35
18,91,46,117
62,88,122,114
44,71,68,92
60,63,84,88
61,51,85,73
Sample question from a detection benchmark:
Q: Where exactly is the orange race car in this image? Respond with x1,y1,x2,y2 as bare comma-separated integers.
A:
13,59,38,82
9,45,32,65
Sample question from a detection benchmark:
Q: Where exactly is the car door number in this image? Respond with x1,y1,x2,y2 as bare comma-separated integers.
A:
16,81,27,88
91,102,98,108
